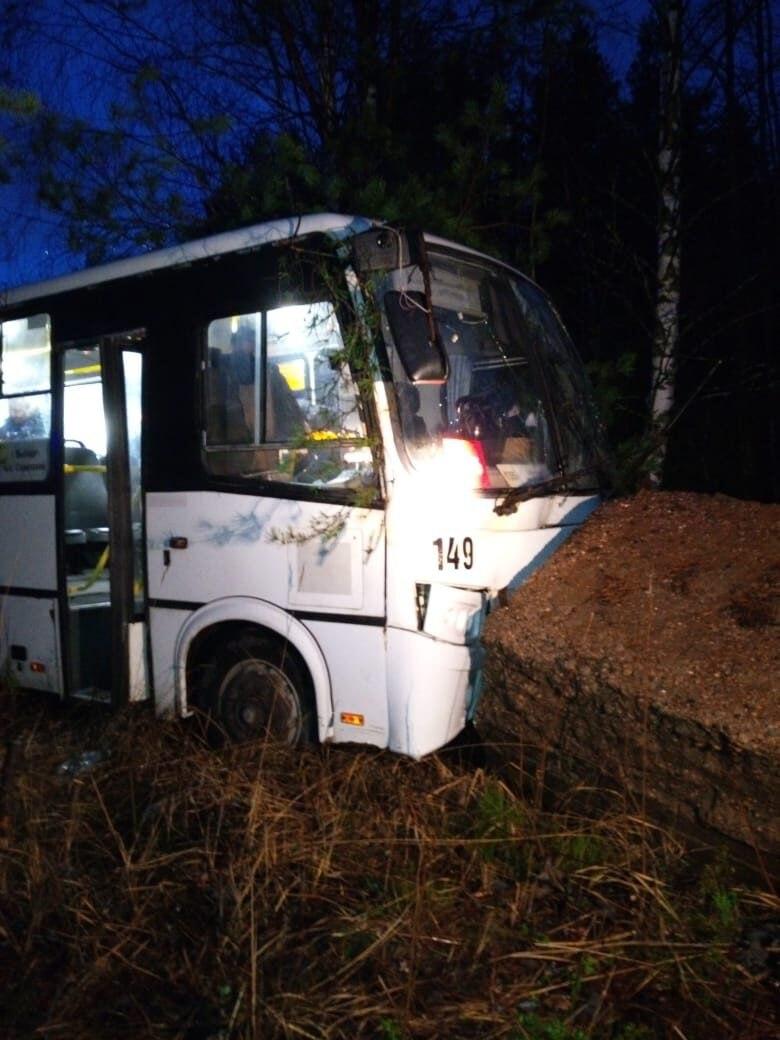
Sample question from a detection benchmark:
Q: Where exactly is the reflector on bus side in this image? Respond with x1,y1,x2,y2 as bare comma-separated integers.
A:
340,712,365,727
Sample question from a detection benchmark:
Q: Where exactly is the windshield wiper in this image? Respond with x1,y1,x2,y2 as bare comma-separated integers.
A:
493,468,596,516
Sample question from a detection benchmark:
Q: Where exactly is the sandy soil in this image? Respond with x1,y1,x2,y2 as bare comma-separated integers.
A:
486,489,779,749
480,489,780,856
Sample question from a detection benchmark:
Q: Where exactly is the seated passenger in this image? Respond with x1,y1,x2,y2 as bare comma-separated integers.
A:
0,398,45,440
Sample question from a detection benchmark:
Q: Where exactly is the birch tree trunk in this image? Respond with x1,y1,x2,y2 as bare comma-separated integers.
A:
648,0,683,487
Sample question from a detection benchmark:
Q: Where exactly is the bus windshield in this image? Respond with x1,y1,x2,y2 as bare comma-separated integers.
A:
380,250,602,493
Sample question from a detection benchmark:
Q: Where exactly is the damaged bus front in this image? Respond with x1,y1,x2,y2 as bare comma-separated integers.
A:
348,225,609,754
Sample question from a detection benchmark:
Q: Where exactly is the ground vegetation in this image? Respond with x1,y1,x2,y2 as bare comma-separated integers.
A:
0,683,777,1039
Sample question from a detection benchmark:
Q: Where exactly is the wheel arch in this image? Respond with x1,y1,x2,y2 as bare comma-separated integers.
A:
174,597,333,742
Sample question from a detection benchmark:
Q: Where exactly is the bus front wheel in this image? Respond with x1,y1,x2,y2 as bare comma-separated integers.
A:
204,630,315,745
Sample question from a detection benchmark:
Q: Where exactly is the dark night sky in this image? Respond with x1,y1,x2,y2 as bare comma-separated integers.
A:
0,0,647,291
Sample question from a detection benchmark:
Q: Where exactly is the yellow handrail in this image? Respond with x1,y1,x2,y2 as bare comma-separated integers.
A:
64,463,106,474
67,545,110,595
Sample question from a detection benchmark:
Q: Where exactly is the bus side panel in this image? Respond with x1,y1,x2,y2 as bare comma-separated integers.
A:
144,491,387,730
303,619,387,746
1,595,62,694
0,495,62,693
144,491,385,617
147,604,190,715
0,495,57,589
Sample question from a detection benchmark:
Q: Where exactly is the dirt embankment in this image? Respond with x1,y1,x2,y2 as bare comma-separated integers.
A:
480,490,780,861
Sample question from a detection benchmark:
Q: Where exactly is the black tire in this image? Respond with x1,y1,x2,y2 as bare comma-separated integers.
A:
204,629,316,745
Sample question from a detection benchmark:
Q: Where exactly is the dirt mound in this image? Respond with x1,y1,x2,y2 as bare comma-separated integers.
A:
481,490,780,858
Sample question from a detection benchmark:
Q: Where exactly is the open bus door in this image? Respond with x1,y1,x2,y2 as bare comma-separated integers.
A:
60,333,147,707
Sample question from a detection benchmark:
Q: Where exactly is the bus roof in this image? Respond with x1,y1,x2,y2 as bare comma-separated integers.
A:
1,213,379,308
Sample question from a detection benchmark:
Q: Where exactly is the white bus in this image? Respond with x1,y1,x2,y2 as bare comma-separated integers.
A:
0,214,607,757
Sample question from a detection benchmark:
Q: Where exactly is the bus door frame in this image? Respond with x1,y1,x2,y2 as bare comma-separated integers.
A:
57,333,146,709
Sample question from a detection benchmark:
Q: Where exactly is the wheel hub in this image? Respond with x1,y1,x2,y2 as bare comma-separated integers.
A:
219,658,302,744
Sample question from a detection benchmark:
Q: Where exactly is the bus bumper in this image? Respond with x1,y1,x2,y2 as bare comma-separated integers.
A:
386,626,486,759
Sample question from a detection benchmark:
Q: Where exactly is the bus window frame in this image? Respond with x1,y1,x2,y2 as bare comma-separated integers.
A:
0,311,54,486
199,296,383,505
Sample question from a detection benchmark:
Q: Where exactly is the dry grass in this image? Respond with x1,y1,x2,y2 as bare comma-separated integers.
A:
0,689,777,1040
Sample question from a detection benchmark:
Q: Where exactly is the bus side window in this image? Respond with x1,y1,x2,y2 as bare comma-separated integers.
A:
0,314,52,483
203,304,374,492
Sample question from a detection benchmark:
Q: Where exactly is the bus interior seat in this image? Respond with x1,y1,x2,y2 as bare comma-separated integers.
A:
64,443,109,572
